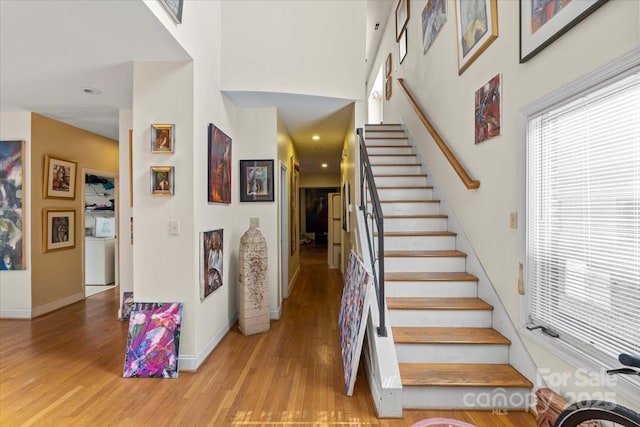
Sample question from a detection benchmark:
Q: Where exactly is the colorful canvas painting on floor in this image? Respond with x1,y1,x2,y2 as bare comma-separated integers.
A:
123,302,184,378
338,250,373,396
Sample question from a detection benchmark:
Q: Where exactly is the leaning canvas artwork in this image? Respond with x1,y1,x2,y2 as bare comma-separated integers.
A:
207,123,232,204
475,73,501,144
201,229,223,300
338,250,373,396
123,302,184,378
0,140,24,270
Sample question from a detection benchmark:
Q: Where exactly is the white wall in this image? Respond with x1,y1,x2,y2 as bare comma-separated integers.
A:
0,111,31,318
220,0,366,101
299,173,340,188
117,109,133,318
367,0,639,409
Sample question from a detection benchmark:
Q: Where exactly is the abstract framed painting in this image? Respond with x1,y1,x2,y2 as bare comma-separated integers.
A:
239,159,274,202
123,302,184,378
0,140,25,269
207,123,232,204
43,208,75,253
453,0,498,75
474,73,501,144
200,229,223,300
519,0,609,63
44,154,77,199
421,0,447,55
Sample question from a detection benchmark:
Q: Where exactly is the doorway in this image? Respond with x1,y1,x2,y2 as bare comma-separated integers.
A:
280,162,289,300
368,64,385,124
82,169,119,297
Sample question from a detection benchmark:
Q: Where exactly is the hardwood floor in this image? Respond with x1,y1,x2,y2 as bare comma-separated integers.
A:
0,244,536,426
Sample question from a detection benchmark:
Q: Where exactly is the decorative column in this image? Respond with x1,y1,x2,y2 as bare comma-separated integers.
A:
238,225,270,335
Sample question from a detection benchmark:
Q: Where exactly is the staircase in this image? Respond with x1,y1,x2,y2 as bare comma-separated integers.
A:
364,123,532,410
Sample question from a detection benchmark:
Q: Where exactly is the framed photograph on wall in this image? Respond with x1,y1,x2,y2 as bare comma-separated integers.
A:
151,124,175,153
421,0,447,55
399,30,408,64
207,123,232,204
395,0,410,42
200,229,224,300
385,53,392,78
150,166,174,195
454,0,498,75
239,160,274,202
385,76,392,100
342,181,350,232
519,0,608,63
44,154,77,199
158,0,183,24
475,73,501,144
43,208,75,253
0,140,26,269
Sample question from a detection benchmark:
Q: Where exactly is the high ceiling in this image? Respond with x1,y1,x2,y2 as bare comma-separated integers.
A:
0,0,393,175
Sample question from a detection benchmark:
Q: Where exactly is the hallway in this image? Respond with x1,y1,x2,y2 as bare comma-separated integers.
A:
0,245,535,426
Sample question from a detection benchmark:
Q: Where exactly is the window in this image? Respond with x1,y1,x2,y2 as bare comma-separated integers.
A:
525,65,640,365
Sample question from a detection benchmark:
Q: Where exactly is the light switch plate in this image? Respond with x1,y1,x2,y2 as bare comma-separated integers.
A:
169,219,180,235
510,212,518,229
250,217,260,228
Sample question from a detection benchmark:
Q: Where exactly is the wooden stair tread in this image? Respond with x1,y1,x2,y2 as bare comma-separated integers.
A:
376,186,434,190
392,327,511,345
385,271,477,281
365,123,403,127
373,174,428,177
384,214,447,219
384,250,466,258
365,144,412,148
399,363,533,388
387,297,492,310
371,163,421,166
375,231,456,237
378,199,439,203
369,153,416,157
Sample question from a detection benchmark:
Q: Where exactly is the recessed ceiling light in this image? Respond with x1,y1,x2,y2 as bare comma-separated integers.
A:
312,135,320,141
321,163,328,168
82,87,102,95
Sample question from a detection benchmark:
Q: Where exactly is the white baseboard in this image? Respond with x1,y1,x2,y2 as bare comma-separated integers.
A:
31,292,85,318
179,314,238,372
271,304,282,320
0,309,32,319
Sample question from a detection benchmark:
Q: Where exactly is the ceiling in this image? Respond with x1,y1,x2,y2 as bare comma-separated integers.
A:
0,0,393,176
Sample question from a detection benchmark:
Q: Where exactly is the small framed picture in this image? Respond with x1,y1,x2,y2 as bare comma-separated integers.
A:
385,76,392,100
385,53,392,78
399,30,408,64
239,160,274,202
395,0,410,42
151,124,175,153
158,0,183,24
43,208,75,253
150,166,175,195
44,154,77,199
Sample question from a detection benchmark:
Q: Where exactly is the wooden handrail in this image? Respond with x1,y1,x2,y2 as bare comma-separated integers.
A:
397,78,480,190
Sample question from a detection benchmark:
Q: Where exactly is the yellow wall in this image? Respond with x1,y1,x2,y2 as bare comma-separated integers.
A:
30,114,118,312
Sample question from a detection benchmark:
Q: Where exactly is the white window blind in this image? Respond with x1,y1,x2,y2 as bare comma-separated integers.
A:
526,69,640,361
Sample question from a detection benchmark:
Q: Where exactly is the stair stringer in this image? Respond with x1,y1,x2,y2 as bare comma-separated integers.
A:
397,120,541,407
354,209,403,418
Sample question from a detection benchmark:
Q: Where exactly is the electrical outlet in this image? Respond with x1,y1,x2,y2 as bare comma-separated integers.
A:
510,212,518,229
250,217,260,228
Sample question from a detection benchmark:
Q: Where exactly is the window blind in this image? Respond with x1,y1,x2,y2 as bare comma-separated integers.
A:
526,70,640,361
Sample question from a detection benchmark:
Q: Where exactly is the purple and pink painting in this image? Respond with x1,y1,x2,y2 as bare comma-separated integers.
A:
475,73,501,144
123,302,183,378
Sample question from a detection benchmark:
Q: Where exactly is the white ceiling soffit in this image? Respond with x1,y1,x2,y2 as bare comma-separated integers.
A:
224,91,354,175
0,0,190,140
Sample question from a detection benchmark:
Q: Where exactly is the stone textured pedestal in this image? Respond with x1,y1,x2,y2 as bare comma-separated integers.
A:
238,226,270,335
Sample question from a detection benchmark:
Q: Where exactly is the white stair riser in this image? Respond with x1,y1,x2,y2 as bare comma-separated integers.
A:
384,217,447,232
389,309,492,327
379,202,440,215
365,130,406,137
370,155,419,165
366,146,413,155
372,165,422,175
374,176,429,187
378,235,456,251
384,256,466,273
376,188,433,200
395,343,509,364
366,138,410,146
402,386,531,410
386,281,477,298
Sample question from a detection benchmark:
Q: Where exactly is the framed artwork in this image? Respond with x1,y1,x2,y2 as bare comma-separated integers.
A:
207,123,232,204
454,0,498,75
399,30,408,64
44,154,77,199
128,129,133,207
385,53,392,78
158,0,183,24
200,229,223,300
239,160,274,202
0,140,25,269
385,76,392,100
43,208,75,253
342,181,350,232
475,73,501,144
338,250,373,396
519,0,608,63
395,0,410,42
150,166,174,196
120,291,134,321
151,124,174,153
123,302,184,378
421,0,447,55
